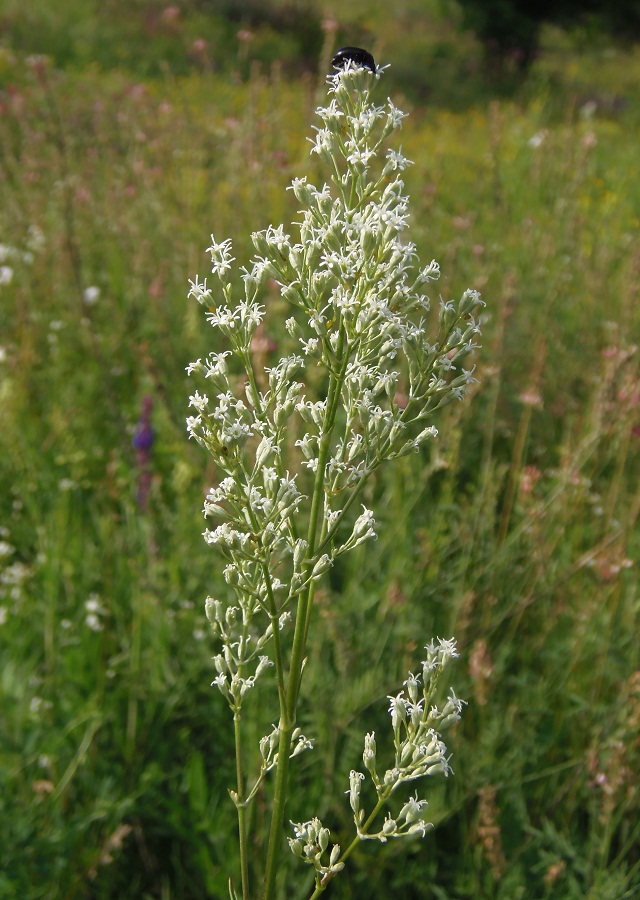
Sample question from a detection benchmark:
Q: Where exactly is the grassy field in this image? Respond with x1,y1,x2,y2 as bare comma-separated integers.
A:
1,4,639,898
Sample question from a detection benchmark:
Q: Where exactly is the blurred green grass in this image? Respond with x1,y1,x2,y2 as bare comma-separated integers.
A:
1,3,639,898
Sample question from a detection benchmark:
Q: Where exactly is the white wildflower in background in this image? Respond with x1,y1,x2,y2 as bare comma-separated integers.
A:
85,614,103,632
27,224,46,253
85,594,103,614
84,593,106,631
83,285,101,305
29,697,52,715
0,236,39,284
0,547,32,610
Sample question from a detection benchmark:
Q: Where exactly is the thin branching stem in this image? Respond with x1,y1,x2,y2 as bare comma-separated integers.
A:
234,711,251,900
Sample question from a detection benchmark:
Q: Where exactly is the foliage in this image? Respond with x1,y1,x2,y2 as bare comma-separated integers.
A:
1,13,639,900
455,0,640,74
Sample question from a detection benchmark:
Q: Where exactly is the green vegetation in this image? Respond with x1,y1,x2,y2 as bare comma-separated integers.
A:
1,3,639,898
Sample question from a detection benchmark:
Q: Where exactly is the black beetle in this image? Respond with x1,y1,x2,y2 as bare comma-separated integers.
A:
331,47,376,74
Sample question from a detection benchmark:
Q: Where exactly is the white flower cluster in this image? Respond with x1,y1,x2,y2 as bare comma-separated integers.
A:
346,638,464,844
288,816,345,888
289,638,463,878
187,62,482,719
227,723,314,810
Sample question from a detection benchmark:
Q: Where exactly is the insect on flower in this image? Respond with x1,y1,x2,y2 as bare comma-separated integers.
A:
331,46,376,73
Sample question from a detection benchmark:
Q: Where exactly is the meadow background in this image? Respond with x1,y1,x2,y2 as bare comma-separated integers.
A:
1,1,639,897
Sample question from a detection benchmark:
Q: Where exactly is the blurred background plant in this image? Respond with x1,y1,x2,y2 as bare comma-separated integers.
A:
0,1,638,898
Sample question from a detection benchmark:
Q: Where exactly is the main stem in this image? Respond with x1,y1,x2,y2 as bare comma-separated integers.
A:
234,711,251,900
262,331,347,900
261,712,294,900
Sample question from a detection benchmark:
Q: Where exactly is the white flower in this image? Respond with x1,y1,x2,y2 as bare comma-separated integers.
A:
85,613,103,632
204,351,232,378
386,99,407,129
399,794,429,825
384,148,412,172
206,237,235,276
347,770,365,813
388,693,408,730
188,391,209,413
528,130,547,148
351,506,377,543
83,285,100,305
85,594,103,614
188,276,213,305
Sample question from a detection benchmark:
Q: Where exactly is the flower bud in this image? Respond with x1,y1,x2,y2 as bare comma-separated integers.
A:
213,654,226,675
205,597,221,625
242,273,258,300
400,741,414,766
363,731,377,773
318,827,330,853
458,288,483,315
251,230,269,256
289,176,314,205
254,436,274,470
399,794,428,825
254,655,273,679
281,283,303,306
289,838,304,858
293,538,308,570
382,816,397,836
285,316,302,338
311,554,333,580
347,769,365,813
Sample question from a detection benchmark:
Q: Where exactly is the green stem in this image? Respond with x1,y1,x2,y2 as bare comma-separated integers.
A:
497,400,532,545
234,711,251,900
261,715,294,900
259,558,288,713
243,487,289,713
262,330,348,900
261,553,321,896
294,331,347,708
261,560,317,896
126,588,142,761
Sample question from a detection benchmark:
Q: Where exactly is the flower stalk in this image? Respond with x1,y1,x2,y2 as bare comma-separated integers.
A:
187,55,483,899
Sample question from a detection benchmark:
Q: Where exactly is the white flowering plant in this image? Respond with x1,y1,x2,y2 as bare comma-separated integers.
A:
186,57,483,900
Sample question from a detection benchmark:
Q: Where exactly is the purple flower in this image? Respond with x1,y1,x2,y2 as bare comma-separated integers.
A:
133,395,154,509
